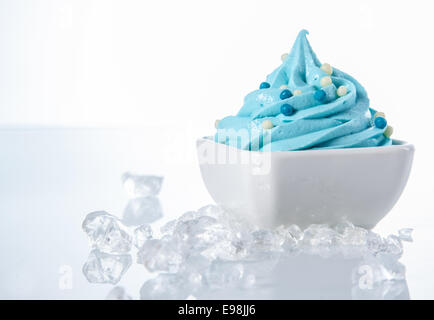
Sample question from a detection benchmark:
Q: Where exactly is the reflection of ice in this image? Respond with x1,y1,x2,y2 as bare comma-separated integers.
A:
82,211,132,254
122,196,163,226
140,273,196,300
106,286,133,300
351,255,408,299
136,204,411,300
82,249,132,285
122,172,163,198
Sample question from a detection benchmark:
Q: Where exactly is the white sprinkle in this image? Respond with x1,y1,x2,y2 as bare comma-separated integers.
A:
320,76,332,87
384,125,393,138
336,85,347,97
293,89,302,96
320,63,333,75
374,112,385,119
261,120,274,130
281,53,288,61
280,85,288,89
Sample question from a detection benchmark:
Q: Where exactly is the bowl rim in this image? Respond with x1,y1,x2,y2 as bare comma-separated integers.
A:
198,136,414,156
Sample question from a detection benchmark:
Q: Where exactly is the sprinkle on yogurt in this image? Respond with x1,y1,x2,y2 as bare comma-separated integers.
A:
314,89,326,101
280,103,295,116
374,116,387,129
374,111,385,119
261,120,274,130
384,125,394,138
280,89,292,100
320,63,333,75
259,82,270,89
320,76,332,87
336,85,347,97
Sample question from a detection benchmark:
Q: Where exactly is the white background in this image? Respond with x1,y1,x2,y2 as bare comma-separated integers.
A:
1,0,434,298
0,0,433,132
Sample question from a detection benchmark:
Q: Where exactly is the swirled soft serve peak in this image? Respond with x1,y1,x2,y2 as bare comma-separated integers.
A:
215,30,393,151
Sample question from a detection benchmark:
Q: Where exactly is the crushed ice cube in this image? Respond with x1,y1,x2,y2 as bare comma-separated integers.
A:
122,172,163,198
106,286,133,300
123,196,163,226
80,199,411,299
334,220,356,234
398,228,413,242
301,224,341,255
341,226,369,247
160,219,178,235
366,231,387,255
82,211,132,253
134,224,153,248
82,250,132,284
251,229,285,252
286,224,303,241
197,204,225,219
383,235,403,258
137,238,184,273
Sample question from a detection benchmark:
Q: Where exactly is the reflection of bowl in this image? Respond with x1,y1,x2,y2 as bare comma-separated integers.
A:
197,137,414,229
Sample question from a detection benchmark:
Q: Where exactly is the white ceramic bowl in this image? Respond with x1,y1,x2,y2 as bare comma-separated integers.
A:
197,137,414,229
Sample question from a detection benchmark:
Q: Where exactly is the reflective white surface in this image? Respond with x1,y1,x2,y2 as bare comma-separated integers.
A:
0,127,430,299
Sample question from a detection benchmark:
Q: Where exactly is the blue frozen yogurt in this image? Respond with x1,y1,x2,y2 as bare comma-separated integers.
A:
215,30,393,151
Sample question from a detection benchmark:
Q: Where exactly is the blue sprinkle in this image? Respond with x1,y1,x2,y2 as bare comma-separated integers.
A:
259,82,270,89
374,116,387,129
314,89,326,101
280,89,292,100
280,103,294,116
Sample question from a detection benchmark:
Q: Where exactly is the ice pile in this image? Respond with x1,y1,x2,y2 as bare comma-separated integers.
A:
135,204,412,299
81,173,412,299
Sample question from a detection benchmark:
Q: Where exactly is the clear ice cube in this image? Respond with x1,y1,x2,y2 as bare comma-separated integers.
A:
122,172,163,198
251,229,285,252
302,224,340,248
82,211,132,253
286,224,304,241
82,249,132,284
383,235,403,258
123,196,163,226
341,226,369,247
398,228,413,242
137,238,184,273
